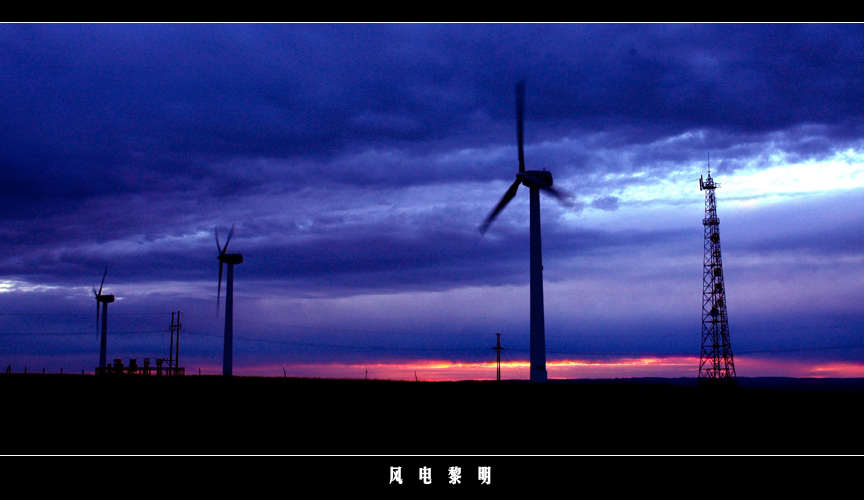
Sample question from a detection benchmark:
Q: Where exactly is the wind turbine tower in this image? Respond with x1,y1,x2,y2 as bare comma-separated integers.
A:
93,267,115,374
480,81,571,383
698,169,737,385
216,225,243,377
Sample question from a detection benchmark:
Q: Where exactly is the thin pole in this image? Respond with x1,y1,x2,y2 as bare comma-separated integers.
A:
175,310,181,373
169,311,175,371
495,333,502,381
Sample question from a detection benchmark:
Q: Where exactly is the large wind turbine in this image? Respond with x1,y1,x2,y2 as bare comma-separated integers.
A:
479,81,571,383
216,224,243,377
93,267,115,374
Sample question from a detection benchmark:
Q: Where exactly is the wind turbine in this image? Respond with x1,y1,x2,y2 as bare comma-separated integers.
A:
479,81,571,383
93,267,115,374
216,224,243,377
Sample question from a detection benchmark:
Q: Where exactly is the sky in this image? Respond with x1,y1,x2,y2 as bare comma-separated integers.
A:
3,23,864,380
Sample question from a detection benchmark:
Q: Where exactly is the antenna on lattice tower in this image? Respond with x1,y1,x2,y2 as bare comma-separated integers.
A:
698,167,737,387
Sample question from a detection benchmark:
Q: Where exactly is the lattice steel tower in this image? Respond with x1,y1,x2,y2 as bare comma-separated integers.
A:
699,169,736,384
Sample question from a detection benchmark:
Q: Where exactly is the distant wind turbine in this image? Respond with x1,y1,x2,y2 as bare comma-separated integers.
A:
216,224,243,377
479,81,572,383
93,266,115,373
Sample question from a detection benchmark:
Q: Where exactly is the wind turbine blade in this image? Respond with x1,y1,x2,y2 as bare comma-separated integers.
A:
540,185,575,207
222,223,235,255
217,261,224,313
480,179,521,235
516,80,526,173
215,228,222,255
96,300,100,338
98,266,107,296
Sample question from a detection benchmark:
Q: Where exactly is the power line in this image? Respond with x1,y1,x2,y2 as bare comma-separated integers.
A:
183,330,482,352
234,319,462,336
5,313,863,358
0,330,169,336
737,344,864,354
186,329,864,356
0,312,170,316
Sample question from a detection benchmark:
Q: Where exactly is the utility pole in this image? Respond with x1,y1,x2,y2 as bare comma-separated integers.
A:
699,168,737,386
492,332,505,381
169,311,175,372
174,311,181,374
168,311,182,375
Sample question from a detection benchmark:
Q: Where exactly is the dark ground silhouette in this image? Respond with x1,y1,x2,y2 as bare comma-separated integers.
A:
4,374,862,457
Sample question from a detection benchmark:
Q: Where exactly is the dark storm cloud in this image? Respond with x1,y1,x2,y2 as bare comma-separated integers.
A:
5,24,864,203
727,187,864,257
590,196,620,211
1,22,840,198
240,217,685,298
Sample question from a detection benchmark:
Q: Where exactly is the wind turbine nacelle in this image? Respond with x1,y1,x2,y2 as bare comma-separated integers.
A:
518,170,553,189
219,254,244,265
96,295,115,303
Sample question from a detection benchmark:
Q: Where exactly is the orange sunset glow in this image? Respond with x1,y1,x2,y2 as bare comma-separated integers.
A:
226,356,864,381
